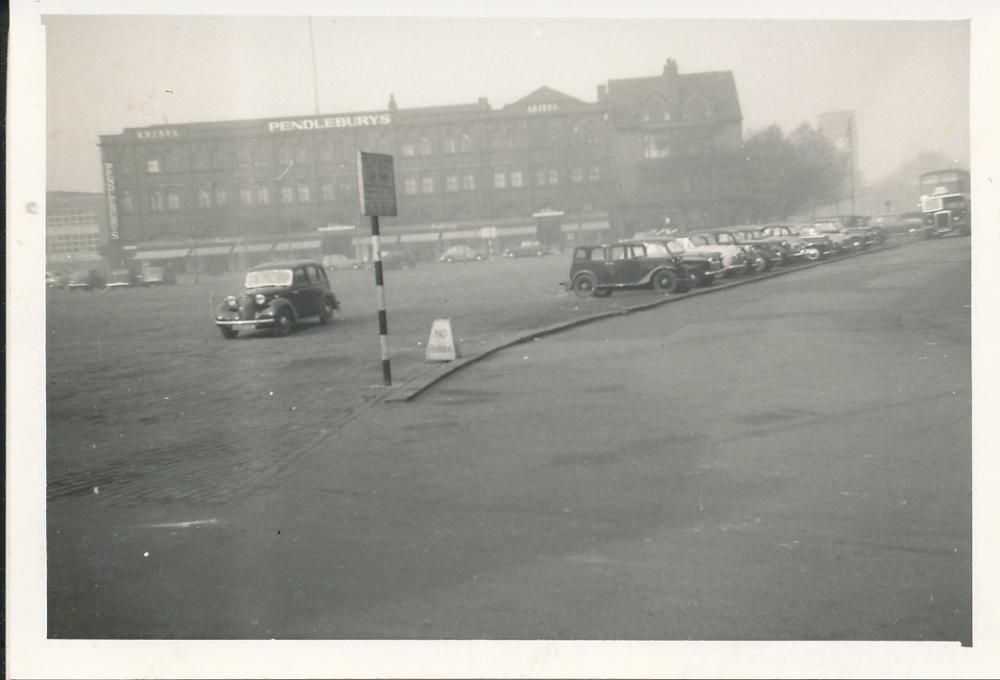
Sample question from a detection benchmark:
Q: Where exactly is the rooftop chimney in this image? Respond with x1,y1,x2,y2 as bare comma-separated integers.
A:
388,93,398,111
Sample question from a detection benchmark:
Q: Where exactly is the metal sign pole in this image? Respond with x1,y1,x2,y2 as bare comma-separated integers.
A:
369,215,392,386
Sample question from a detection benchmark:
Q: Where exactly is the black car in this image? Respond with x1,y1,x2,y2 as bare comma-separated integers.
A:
214,260,340,339
565,243,691,297
620,238,725,287
67,269,106,291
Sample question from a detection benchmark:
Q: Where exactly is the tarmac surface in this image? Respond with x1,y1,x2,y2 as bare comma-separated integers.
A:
47,236,971,642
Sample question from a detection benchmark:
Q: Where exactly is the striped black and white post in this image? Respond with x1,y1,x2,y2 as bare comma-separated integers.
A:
369,215,392,386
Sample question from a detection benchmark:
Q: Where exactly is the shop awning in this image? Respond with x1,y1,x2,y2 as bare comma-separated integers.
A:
233,243,274,254
274,240,321,251
497,226,537,236
132,248,191,260
441,230,478,240
191,245,233,256
400,232,441,243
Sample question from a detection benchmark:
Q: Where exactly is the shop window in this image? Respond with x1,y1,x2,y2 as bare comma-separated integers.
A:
166,188,181,211
256,184,272,205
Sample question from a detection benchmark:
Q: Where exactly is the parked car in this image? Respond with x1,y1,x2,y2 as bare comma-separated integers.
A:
105,268,142,289
725,226,800,265
214,260,340,339
46,271,67,288
760,224,836,260
66,269,106,291
900,212,926,235
688,229,774,273
676,233,752,275
811,219,867,251
440,245,487,263
140,265,177,286
565,242,692,297
503,240,553,258
378,250,418,269
323,253,364,271
621,237,725,286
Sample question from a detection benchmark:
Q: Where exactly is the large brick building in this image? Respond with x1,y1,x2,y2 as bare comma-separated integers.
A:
98,60,742,270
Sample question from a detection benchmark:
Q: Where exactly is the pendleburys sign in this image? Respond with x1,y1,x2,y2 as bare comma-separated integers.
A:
267,112,391,133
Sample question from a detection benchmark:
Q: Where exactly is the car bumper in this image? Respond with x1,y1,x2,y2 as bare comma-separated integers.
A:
215,318,276,327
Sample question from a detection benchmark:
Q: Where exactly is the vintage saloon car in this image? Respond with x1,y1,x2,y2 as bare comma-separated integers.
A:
565,243,691,297
724,226,801,265
621,237,725,286
684,230,770,274
214,260,339,339
760,224,837,260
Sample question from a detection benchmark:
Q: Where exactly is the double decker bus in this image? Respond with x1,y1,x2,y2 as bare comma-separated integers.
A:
919,169,970,237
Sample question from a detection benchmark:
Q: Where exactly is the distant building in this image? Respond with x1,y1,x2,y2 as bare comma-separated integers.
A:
98,60,743,269
46,191,109,274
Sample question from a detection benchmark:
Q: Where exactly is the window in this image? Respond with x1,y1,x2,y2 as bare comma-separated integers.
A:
280,185,295,204
548,169,559,185
643,135,671,159
494,171,506,189
321,183,335,202
197,186,212,208
402,143,415,157
237,146,252,170
422,176,435,194
418,137,432,156
404,178,418,195
589,165,601,182
445,175,458,192
214,185,228,207
589,248,605,261
296,183,311,203
166,187,181,210
510,170,523,188
146,159,161,174
443,138,457,154
571,167,584,184
535,169,547,186
240,185,255,206
253,144,272,168
256,184,271,205
462,173,476,191
149,189,164,212
716,233,735,245
121,190,134,213
295,146,311,164
460,134,473,153
211,145,229,170
194,147,211,171
610,246,628,261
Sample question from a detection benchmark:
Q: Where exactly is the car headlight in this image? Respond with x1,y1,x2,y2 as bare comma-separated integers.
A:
225,295,239,310
254,293,267,306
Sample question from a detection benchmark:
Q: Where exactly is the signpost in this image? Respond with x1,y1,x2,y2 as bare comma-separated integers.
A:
357,152,398,386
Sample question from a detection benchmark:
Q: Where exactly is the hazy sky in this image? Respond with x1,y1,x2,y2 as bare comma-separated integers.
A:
44,13,969,192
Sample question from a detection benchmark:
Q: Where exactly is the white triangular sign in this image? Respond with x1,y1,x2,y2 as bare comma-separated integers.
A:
426,318,459,362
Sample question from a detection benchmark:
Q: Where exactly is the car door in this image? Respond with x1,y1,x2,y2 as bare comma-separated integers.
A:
608,245,641,284
288,266,316,318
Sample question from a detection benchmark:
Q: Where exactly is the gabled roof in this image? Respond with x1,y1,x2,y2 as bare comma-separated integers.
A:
502,86,590,111
606,70,741,125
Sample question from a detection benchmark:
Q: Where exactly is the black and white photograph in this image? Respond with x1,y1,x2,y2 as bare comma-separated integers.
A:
6,0,1000,677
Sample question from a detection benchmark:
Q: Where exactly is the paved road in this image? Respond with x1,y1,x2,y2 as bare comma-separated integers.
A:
47,236,970,641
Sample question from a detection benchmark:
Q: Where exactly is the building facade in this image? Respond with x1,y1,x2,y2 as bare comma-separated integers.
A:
46,191,110,274
98,61,742,270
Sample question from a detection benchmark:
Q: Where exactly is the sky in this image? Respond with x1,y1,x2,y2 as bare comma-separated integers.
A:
42,10,970,193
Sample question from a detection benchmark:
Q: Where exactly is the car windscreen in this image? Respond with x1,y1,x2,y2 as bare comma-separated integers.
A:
245,269,293,288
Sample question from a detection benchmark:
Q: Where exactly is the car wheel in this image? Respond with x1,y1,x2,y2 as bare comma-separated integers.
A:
219,326,239,340
573,273,597,297
273,310,292,337
651,269,678,293
803,247,821,261
318,300,335,325
751,253,771,273
701,273,716,286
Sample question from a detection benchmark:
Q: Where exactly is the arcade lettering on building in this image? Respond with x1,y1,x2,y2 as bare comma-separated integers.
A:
267,113,392,133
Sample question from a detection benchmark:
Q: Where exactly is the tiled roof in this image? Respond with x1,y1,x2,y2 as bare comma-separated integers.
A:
606,70,741,125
